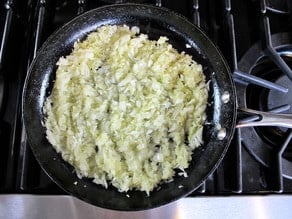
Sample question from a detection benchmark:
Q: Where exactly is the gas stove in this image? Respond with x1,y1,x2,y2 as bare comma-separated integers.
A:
0,0,292,217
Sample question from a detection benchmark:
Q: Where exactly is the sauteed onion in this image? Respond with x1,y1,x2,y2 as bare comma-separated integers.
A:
43,25,208,194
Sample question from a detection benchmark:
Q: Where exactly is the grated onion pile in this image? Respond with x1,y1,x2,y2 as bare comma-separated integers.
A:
43,25,208,195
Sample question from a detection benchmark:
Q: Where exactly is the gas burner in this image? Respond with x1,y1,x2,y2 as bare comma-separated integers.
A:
247,56,292,143
266,0,291,14
238,32,292,179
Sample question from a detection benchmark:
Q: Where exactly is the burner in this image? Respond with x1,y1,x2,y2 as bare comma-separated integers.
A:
238,33,292,179
247,56,292,145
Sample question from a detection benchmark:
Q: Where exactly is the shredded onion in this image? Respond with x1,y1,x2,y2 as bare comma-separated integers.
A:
43,25,208,195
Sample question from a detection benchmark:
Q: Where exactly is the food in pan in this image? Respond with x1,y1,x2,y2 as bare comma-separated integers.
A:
43,25,208,195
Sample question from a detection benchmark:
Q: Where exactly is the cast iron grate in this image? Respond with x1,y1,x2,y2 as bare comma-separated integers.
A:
0,0,291,195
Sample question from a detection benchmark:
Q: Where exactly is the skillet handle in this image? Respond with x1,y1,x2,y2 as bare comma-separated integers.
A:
236,108,292,129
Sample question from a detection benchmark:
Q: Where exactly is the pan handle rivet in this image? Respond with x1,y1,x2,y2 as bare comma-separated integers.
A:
221,91,230,103
217,128,226,140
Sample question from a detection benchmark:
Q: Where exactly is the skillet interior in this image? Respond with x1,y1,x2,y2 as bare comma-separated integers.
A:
23,4,236,210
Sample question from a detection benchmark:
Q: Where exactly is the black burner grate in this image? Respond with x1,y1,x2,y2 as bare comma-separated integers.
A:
0,0,291,196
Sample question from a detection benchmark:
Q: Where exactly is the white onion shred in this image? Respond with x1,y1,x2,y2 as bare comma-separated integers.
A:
43,25,208,195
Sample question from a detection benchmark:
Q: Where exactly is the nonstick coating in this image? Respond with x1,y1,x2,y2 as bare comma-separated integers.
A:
23,4,236,210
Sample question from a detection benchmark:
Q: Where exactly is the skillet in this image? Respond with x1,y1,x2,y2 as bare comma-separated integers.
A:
23,4,237,210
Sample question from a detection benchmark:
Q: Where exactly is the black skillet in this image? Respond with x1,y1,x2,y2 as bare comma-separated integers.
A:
23,4,236,210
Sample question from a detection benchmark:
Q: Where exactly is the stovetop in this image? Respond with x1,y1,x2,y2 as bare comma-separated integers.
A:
0,0,291,197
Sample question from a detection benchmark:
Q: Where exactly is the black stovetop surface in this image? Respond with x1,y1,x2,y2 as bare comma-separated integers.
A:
0,0,291,196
